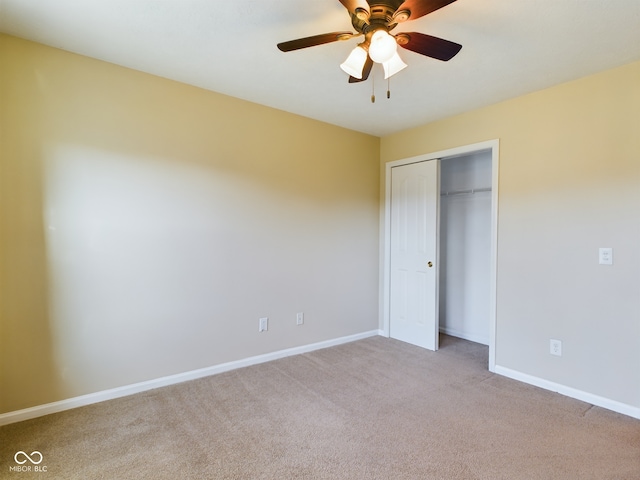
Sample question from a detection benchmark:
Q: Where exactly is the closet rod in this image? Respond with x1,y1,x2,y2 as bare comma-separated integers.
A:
440,187,492,197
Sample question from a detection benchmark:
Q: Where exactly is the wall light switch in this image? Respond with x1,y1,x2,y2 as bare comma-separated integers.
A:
259,317,268,332
599,247,613,265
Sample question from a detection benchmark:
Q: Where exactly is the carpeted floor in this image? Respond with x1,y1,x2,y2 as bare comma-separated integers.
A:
1,335,639,479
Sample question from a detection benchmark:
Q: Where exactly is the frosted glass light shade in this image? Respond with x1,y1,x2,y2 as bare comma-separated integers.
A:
368,30,397,64
340,46,368,78
382,52,407,79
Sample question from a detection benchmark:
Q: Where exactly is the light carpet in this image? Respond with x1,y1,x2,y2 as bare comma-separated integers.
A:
1,335,639,479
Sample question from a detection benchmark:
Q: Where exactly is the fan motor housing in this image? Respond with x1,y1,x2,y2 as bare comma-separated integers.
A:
351,0,409,34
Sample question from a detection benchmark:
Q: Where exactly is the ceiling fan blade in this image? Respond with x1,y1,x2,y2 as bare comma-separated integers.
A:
397,32,462,61
395,0,457,21
277,32,354,52
338,0,370,16
348,56,374,83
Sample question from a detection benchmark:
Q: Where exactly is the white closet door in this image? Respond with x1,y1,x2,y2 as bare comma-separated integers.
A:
389,160,440,350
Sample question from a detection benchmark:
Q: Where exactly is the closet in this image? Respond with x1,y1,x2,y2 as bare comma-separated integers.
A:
438,150,492,345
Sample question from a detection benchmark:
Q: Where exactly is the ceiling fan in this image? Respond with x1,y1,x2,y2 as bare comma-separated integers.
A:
277,0,462,83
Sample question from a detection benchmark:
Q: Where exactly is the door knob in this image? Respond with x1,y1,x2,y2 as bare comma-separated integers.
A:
427,261,433,268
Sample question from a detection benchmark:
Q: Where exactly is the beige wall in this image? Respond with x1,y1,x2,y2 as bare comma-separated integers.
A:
2,31,638,416
0,35,380,413
381,61,640,409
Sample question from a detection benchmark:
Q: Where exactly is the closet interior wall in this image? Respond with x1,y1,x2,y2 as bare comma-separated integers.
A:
439,150,492,345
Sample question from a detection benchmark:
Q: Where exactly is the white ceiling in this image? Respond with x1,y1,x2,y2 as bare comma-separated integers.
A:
1,0,639,136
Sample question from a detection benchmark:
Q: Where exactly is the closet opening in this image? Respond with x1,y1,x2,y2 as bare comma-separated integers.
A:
439,150,492,345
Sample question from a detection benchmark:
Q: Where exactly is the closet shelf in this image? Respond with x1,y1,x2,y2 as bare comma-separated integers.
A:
441,187,491,196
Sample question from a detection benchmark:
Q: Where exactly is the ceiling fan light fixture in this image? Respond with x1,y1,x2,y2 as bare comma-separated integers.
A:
382,52,408,79
277,0,462,87
340,45,368,78
368,29,397,64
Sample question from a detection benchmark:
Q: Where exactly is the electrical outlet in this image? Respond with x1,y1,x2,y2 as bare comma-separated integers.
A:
259,317,268,332
599,247,613,265
296,312,304,325
550,339,562,357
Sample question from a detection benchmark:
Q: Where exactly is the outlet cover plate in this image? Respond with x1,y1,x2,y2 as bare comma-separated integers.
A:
599,247,613,265
550,339,562,356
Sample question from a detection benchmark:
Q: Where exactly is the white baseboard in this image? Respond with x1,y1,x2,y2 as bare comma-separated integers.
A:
495,365,640,420
439,327,489,346
0,330,380,426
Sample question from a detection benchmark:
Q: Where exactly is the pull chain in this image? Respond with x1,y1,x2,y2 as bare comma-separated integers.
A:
387,77,391,99
371,72,376,103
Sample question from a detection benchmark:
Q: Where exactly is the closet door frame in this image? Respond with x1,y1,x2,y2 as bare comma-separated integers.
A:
382,139,500,372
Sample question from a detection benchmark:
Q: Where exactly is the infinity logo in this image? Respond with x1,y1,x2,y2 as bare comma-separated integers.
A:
14,451,43,465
